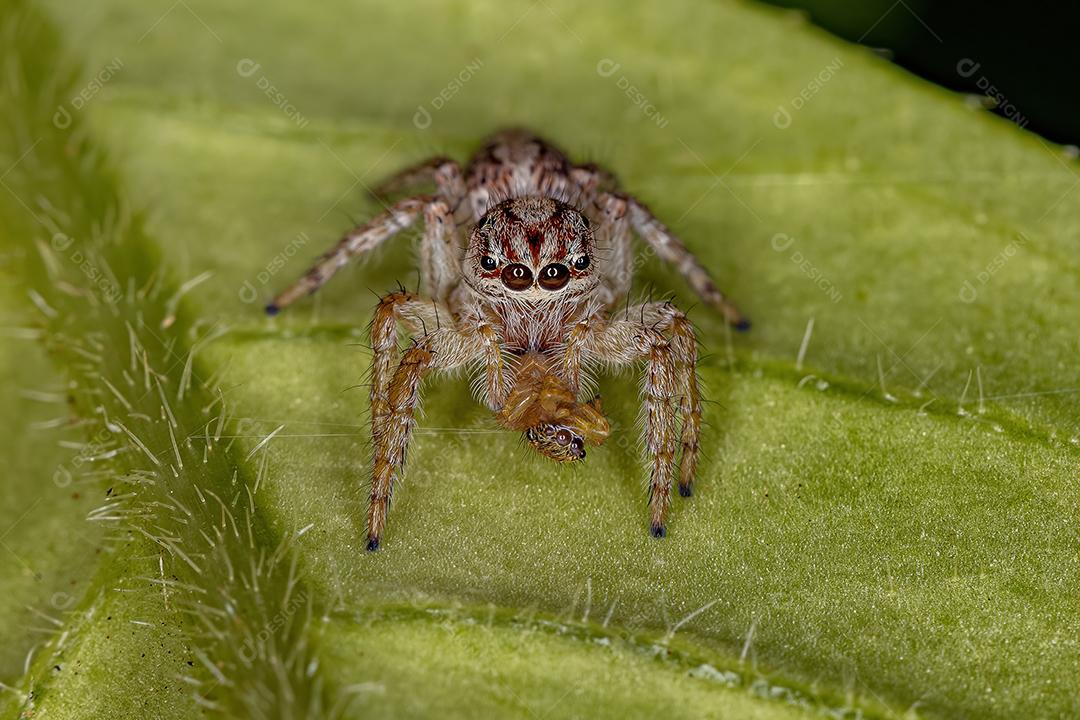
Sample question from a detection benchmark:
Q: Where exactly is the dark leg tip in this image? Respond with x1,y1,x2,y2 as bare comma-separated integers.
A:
650,523,667,539
365,537,380,552
265,304,280,316
678,484,693,498
733,318,751,332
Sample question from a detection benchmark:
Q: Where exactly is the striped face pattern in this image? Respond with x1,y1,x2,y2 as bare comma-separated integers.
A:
466,196,598,303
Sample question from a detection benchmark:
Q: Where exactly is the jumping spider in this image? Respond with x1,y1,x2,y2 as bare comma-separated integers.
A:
266,128,748,550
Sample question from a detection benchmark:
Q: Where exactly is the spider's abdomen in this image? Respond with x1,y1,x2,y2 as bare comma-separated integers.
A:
465,129,577,218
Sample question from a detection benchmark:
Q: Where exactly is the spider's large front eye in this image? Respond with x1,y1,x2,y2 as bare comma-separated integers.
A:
501,263,534,291
555,429,572,446
480,255,498,271
537,263,570,290
573,255,590,271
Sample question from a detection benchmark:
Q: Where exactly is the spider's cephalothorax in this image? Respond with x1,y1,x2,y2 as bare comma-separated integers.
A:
266,128,749,550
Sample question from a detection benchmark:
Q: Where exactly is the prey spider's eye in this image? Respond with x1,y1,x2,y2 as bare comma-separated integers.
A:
573,255,590,271
501,263,534,291
538,263,570,290
480,255,498,271
555,429,572,446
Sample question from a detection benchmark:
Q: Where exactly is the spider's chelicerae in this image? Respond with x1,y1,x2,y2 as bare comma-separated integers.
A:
267,128,748,550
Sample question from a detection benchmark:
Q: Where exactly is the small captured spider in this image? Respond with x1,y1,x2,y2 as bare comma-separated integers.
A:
266,128,748,550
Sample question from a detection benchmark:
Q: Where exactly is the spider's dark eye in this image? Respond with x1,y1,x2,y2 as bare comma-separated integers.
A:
537,263,570,290
569,438,585,458
501,263,534,291
480,255,498,271
573,255,590,271
555,429,572,446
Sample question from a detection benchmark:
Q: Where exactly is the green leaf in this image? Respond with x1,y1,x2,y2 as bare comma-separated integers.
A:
2,0,1079,718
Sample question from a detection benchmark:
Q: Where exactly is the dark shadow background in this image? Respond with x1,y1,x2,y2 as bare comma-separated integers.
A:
761,0,1080,146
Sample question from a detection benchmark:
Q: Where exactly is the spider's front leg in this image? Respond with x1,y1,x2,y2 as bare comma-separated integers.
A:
638,302,701,497
369,291,446,433
367,307,503,551
567,308,698,537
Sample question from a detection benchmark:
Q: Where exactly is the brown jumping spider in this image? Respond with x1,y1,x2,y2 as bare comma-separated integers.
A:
266,128,748,550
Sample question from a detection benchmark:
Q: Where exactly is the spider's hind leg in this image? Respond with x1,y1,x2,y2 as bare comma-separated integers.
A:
566,315,683,537
267,195,434,313
370,156,465,205
600,191,749,330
